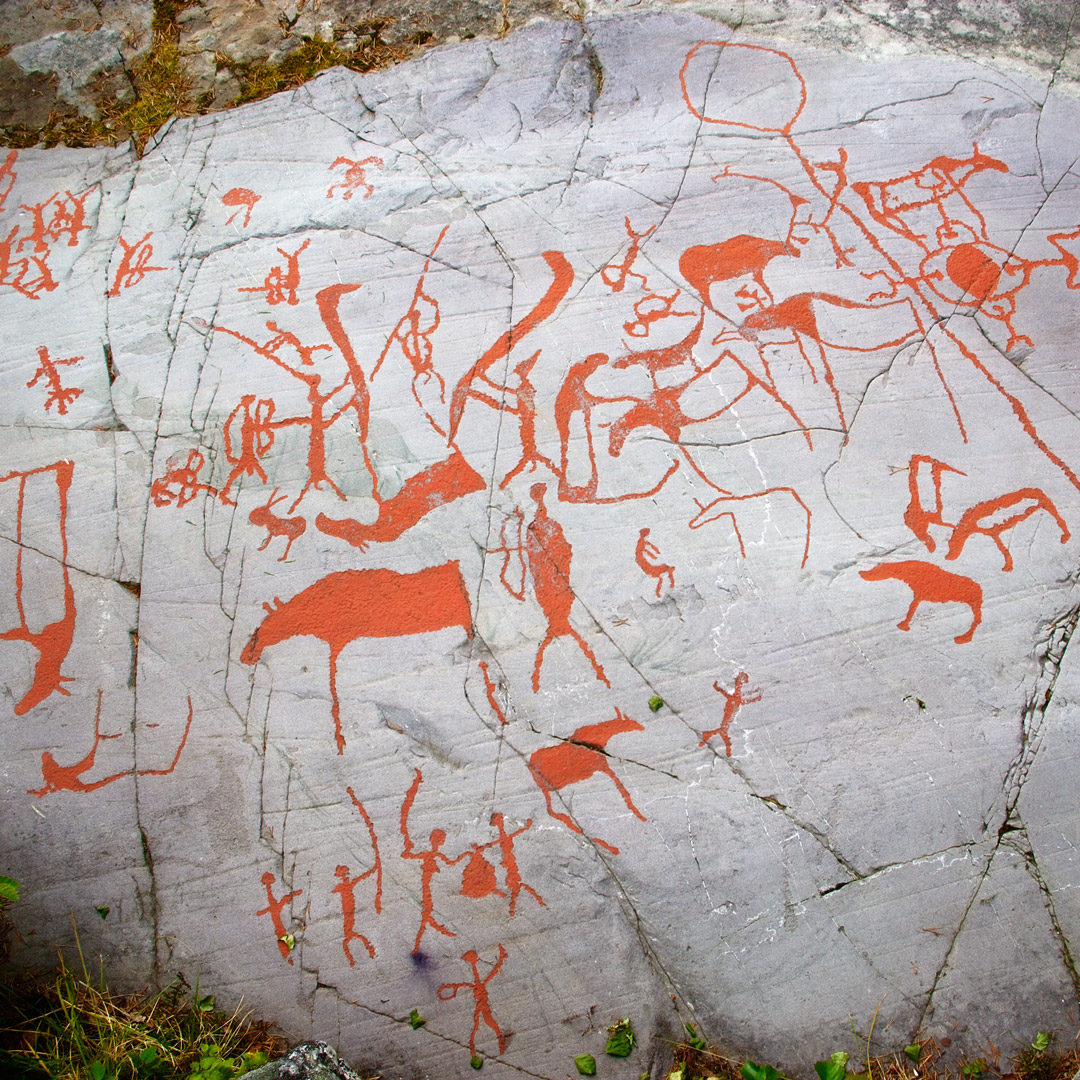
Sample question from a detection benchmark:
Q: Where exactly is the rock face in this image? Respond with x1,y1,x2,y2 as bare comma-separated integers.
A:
2,13,1080,1079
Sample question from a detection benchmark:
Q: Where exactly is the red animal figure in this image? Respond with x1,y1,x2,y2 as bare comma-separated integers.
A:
256,872,302,963
332,786,383,965
240,562,473,753
680,234,799,310
400,768,467,954
327,155,384,200
29,693,197,796
238,238,309,306
317,450,485,551
689,487,812,568
222,187,260,227
528,709,646,855
26,345,82,415
700,673,761,756
904,454,964,552
489,813,544,916
249,488,306,561
860,560,982,644
1,461,77,715
945,488,1069,571
635,527,675,597
437,945,509,1060
107,232,165,296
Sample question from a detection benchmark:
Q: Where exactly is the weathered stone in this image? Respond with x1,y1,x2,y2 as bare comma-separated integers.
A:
243,1041,367,1080
1,11,1079,1080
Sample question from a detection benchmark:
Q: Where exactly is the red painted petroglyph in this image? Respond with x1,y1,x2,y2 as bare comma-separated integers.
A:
29,692,195,796
332,786,383,964
689,488,812,568
151,449,230,508
0,150,16,211
489,813,543,916
0,224,57,298
492,484,609,692
477,659,508,726
0,461,76,715
223,187,260,227
701,673,762,756
400,768,466,954
945,488,1069,571
241,562,473,753
327,156,384,200
107,232,165,296
860,560,982,644
528,709,646,855
905,455,965,552
437,945,509,1058
256,872,302,963
26,346,83,415
238,238,309,306
636,528,675,598
249,489,306,561
221,394,276,501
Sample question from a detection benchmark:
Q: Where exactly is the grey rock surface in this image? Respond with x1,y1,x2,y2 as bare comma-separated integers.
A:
1,9,1079,1080
243,1041,367,1080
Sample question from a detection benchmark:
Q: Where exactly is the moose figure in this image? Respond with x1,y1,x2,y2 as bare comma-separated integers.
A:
241,562,474,753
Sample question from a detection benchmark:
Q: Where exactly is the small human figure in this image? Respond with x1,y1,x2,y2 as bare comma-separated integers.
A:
700,672,762,756
437,945,509,1058
26,345,82,415
221,395,276,500
326,156,384,200
107,232,165,296
400,769,466,954
256,872,302,964
238,238,309,306
635,527,675,598
332,865,377,963
489,813,544,916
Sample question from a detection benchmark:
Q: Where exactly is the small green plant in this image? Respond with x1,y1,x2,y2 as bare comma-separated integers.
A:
409,1008,426,1029
648,695,664,712
606,1017,636,1057
471,1055,484,1069
814,1051,849,1080
0,874,18,964
741,1062,786,1080
961,1058,988,1078
1033,1033,1051,1052
685,1024,707,1051
576,1052,597,1075
905,1044,922,1063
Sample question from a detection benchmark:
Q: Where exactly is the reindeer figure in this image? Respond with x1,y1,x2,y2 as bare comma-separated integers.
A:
249,488,306,561
944,487,1069,571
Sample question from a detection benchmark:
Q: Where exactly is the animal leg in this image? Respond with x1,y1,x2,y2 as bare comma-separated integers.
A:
568,628,610,688
532,632,554,693
897,595,920,631
955,601,981,645
329,649,345,754
603,764,647,821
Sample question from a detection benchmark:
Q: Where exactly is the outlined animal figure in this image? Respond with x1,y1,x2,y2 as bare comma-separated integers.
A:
944,488,1069,571
904,454,965,552
528,709,646,855
1,460,77,714
860,560,982,644
240,563,474,753
248,488,306,561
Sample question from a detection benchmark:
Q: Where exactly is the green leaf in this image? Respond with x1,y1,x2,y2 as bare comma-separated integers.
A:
606,1018,636,1057
685,1023,707,1051
195,994,215,1012
575,1054,597,1076
1033,1033,1050,1052
0,876,19,904
742,1062,785,1080
648,695,664,712
814,1052,848,1080
961,1059,987,1078
905,1045,922,1063
90,1063,108,1080
471,1055,484,1070
278,932,295,951
410,1008,426,1029
95,904,110,920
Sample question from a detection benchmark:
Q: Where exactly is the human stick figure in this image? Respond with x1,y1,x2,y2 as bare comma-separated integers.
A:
635,527,675,597
256,872,302,964
400,768,466,955
437,944,509,1058
700,673,762,756
489,813,544,916
331,786,383,965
